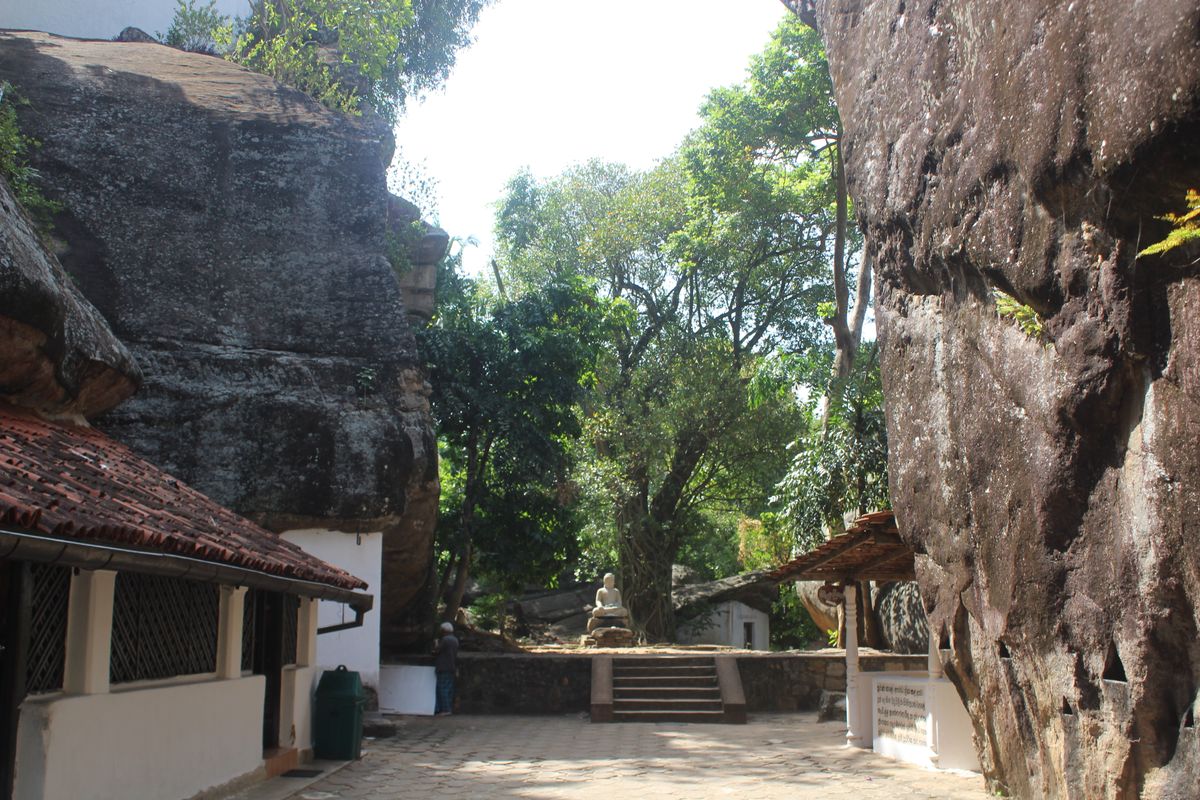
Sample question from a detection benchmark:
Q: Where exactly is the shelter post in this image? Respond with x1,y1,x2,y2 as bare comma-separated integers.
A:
844,580,864,747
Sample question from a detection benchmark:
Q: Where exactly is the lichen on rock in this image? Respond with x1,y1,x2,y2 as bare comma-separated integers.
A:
815,0,1200,795
0,31,445,650
0,175,139,418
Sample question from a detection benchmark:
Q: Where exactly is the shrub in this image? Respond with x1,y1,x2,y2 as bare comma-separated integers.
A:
0,83,61,232
160,0,229,54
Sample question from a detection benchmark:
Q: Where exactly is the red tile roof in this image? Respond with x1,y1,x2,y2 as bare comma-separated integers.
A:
768,510,915,583
0,404,367,590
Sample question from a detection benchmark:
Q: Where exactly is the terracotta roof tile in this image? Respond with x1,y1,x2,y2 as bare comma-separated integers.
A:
0,404,366,591
769,510,915,583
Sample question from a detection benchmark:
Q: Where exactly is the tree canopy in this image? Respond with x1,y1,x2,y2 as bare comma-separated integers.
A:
423,16,887,647
165,0,492,119
420,249,607,619
492,20,842,637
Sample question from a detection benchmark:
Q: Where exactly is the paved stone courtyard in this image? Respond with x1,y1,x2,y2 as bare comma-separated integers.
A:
288,714,988,799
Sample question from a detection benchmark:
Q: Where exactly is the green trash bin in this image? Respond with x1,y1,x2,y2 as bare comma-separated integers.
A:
313,665,366,760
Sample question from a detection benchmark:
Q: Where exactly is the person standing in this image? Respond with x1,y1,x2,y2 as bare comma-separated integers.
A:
433,621,459,716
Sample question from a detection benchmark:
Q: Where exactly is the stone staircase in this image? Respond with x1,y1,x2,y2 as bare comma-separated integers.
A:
591,655,746,723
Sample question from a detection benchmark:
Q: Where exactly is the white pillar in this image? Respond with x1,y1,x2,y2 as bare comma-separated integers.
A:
63,569,116,695
844,581,864,747
296,597,319,668
927,622,944,679
216,585,248,679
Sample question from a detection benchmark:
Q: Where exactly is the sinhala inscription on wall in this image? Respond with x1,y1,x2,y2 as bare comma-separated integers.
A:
875,681,928,748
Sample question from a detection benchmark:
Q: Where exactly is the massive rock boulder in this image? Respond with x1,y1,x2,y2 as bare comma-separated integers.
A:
0,177,139,418
815,1,1200,796
0,32,445,651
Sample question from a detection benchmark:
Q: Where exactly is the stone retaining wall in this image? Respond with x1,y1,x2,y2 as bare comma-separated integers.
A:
388,651,926,715
737,652,927,711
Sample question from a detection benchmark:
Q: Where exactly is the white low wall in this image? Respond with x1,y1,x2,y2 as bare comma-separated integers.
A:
15,675,265,800
1,0,249,41
280,665,318,752
379,665,435,715
871,674,980,772
282,529,382,689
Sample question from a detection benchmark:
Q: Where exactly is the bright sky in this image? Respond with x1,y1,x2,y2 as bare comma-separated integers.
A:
392,0,789,276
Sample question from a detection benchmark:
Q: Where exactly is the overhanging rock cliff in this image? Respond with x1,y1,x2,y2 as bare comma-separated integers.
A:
0,177,139,417
0,32,446,652
815,1,1199,796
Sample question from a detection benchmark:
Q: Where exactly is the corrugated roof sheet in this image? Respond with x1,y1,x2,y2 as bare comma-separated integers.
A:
0,404,366,590
769,510,915,583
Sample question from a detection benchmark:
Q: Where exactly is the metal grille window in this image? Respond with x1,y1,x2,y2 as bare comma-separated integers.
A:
242,588,257,673
26,563,70,694
282,594,299,666
110,573,218,684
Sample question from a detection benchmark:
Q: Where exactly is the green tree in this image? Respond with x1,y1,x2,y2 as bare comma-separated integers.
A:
497,138,829,640
775,342,889,552
420,252,605,621
212,0,491,119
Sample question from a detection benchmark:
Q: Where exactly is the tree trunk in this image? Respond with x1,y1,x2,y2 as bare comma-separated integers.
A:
617,515,676,643
615,425,711,642
442,541,472,623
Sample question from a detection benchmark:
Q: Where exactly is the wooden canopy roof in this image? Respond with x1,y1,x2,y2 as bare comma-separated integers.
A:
768,510,915,583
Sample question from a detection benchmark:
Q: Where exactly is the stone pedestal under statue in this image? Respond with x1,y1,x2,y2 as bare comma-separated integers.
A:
582,572,635,646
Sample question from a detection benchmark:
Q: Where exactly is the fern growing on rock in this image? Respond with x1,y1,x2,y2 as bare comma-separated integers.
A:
1138,189,1199,258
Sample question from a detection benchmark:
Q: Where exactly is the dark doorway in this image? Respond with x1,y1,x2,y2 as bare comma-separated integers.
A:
0,561,31,800
252,590,285,751
743,621,755,650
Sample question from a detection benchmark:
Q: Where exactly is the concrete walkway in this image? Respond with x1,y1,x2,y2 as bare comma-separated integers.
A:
280,713,989,800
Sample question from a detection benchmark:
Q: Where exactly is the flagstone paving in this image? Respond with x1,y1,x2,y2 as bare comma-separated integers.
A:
286,713,989,799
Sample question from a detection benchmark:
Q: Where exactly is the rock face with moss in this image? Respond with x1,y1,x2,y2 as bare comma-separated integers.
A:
815,1,1200,796
0,32,446,651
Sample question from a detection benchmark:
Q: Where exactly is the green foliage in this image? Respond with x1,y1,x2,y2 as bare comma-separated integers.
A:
384,220,427,276
994,290,1046,341
398,0,493,109
217,0,491,120
219,0,412,117
467,592,508,631
775,343,889,551
423,248,609,593
161,0,229,54
674,509,743,582
354,366,376,397
1138,189,1200,257
491,18,847,639
0,83,61,232
738,512,792,572
388,149,441,220
769,586,820,651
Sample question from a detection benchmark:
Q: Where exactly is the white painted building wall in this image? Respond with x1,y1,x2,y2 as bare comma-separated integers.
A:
282,529,383,689
14,675,266,800
677,600,770,650
0,0,248,41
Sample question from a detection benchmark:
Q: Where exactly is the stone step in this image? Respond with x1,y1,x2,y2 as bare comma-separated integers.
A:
610,709,729,723
613,665,717,677
613,697,724,712
612,657,716,668
612,686,722,700
613,675,719,688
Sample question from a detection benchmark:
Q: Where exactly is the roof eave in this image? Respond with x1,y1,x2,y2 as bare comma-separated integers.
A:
0,527,374,613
